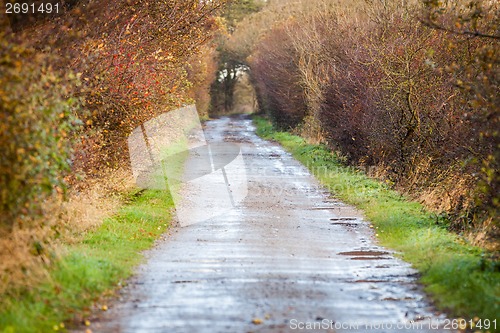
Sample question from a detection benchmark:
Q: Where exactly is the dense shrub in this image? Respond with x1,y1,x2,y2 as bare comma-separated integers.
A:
12,0,225,178
249,0,499,245
0,34,79,231
0,0,225,295
251,23,307,129
1,0,225,223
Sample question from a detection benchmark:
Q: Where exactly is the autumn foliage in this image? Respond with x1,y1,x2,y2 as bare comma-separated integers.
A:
0,0,225,293
248,0,499,246
2,0,224,194
0,36,79,231
40,0,224,176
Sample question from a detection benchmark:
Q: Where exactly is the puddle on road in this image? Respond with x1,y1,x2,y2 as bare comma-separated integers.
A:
309,207,343,210
354,279,389,283
329,217,361,227
382,296,416,301
338,250,389,256
338,250,391,260
350,256,386,260
330,222,360,227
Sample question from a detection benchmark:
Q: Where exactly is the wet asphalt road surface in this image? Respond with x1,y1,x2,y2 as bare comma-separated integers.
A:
90,116,451,332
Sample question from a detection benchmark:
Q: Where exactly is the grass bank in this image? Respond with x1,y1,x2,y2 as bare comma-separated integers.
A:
0,188,174,333
253,116,499,324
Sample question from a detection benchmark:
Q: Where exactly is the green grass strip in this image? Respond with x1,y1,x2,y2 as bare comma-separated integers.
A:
0,189,174,333
253,116,499,322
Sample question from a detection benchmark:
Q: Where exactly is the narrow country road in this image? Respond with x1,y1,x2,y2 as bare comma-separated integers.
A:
91,115,450,333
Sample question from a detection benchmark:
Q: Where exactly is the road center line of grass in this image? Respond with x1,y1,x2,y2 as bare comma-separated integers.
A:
253,116,499,322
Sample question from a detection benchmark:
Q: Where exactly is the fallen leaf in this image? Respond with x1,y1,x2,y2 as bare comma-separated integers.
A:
252,318,263,325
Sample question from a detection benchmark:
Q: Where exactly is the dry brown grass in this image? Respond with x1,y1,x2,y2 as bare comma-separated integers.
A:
362,158,499,251
0,222,55,296
0,167,134,298
418,173,474,214
414,168,499,251
469,217,499,253
60,168,134,241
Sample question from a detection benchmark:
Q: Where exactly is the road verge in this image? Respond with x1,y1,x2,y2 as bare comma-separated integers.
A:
0,189,174,333
253,116,499,325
